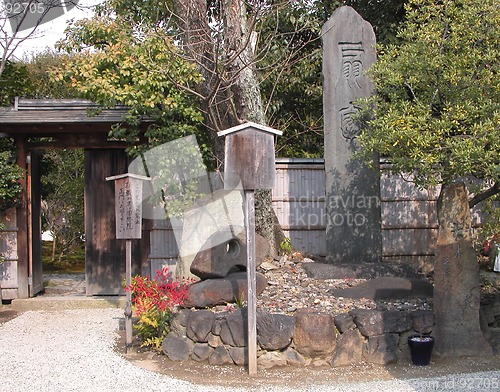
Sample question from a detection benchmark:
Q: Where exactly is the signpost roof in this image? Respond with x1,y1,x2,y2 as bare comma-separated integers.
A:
105,173,151,182
217,121,283,137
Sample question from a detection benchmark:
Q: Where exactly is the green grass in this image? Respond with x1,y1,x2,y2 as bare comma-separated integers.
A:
41,241,85,274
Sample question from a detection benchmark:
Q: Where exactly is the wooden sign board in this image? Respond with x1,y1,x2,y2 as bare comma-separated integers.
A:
106,173,150,239
218,122,282,190
218,122,281,376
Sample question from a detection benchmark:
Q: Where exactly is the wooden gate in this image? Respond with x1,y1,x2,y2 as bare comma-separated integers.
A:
84,149,142,295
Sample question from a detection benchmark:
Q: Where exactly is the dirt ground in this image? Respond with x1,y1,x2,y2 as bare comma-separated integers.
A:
115,330,500,389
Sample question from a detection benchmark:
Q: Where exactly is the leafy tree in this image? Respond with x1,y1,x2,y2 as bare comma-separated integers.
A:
0,60,33,105
40,149,85,265
0,61,26,216
358,0,500,239
0,139,23,212
24,49,82,99
54,6,205,157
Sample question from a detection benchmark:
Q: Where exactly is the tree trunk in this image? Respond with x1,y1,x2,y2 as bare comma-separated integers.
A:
171,0,284,255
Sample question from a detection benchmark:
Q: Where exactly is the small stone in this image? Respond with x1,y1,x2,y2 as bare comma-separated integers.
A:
260,262,279,271
207,333,223,348
283,348,307,366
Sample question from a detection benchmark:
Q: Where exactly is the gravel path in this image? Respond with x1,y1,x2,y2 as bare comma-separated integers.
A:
0,307,499,392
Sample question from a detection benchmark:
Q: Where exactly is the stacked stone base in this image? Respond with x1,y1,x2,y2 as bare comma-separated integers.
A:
162,307,435,368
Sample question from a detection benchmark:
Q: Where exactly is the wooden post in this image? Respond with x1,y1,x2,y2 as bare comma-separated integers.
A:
125,239,133,352
245,190,257,376
218,122,282,376
106,173,150,354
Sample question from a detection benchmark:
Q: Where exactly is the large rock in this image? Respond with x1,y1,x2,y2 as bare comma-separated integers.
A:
220,308,247,347
183,271,267,308
190,226,270,279
330,277,433,300
162,332,195,361
330,329,364,367
293,311,336,358
256,311,295,351
349,309,412,337
433,182,493,357
303,262,419,280
258,351,288,369
186,310,216,343
191,343,214,362
363,333,399,365
228,347,247,366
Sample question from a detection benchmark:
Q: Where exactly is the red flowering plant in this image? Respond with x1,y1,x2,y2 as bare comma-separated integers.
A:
127,267,190,350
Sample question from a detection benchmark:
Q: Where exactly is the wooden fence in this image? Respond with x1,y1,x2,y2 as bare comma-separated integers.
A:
272,158,440,270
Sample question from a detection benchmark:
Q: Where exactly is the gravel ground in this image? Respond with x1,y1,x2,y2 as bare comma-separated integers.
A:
0,305,499,392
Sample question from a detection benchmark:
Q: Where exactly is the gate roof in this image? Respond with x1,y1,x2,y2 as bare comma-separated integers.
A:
0,98,146,149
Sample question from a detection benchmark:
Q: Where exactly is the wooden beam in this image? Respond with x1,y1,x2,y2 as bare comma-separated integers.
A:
15,137,29,299
245,190,257,376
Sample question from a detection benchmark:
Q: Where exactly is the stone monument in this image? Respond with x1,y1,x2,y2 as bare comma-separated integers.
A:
322,6,382,263
433,182,493,356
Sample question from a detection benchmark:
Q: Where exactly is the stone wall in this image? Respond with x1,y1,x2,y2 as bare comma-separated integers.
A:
162,307,435,368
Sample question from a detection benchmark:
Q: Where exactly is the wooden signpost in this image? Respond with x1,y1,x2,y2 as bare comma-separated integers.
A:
106,173,150,352
218,122,282,375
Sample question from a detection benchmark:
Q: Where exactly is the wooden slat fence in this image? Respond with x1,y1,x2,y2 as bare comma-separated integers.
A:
271,159,440,270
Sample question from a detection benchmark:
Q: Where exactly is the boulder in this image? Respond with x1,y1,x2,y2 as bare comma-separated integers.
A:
177,189,245,280
330,329,364,367
169,309,190,337
363,333,399,365
334,313,356,334
302,262,420,280
183,271,267,308
283,348,307,367
349,309,412,337
220,308,247,347
162,332,195,361
256,311,295,351
228,347,247,366
190,226,270,279
186,310,216,343
330,276,433,300
258,351,288,369
293,311,336,358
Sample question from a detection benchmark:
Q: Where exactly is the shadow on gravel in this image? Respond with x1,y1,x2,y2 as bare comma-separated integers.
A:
0,309,18,324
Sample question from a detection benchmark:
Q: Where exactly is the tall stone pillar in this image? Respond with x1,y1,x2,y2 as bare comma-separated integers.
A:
322,6,382,263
